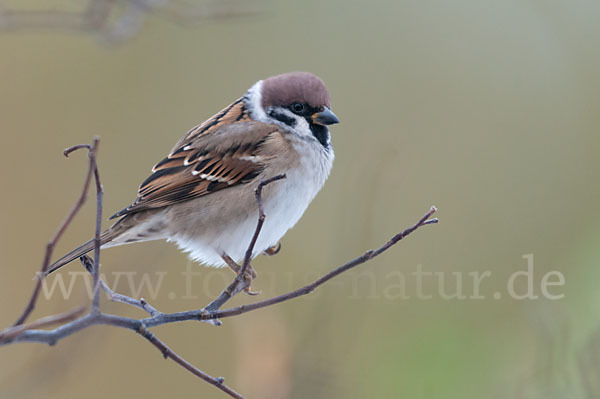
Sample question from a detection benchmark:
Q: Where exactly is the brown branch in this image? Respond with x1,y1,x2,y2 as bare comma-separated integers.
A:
204,174,287,312
136,325,244,399
12,139,99,326
0,306,86,342
3,138,245,398
90,141,103,312
2,206,438,332
210,206,438,320
241,175,287,275
1,137,439,399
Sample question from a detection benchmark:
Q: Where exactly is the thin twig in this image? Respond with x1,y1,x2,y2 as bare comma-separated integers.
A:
12,141,99,326
240,174,287,276
136,325,244,399
212,207,438,320
90,137,103,312
80,255,163,317
2,207,438,334
1,137,439,399
203,174,286,312
0,306,86,342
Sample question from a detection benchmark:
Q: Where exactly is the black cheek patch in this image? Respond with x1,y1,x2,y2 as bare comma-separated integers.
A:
268,110,297,127
310,123,329,148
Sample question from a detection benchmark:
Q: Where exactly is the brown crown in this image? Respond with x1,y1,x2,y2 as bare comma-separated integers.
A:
261,72,331,110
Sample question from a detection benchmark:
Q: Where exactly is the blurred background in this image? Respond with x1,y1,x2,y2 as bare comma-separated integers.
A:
1,0,599,398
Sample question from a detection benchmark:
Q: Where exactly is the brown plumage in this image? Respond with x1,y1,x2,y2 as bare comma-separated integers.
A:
111,120,277,218
47,71,338,273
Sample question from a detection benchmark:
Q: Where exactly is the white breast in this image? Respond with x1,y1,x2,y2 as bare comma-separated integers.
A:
169,140,334,267
258,142,334,255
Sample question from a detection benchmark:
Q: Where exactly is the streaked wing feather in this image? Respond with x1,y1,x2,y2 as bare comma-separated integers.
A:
110,101,277,219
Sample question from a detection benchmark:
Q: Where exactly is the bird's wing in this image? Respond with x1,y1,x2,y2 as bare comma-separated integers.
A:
110,101,280,219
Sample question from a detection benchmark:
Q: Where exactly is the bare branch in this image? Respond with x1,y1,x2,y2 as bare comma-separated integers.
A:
1,137,438,399
212,207,439,320
204,174,287,312
3,207,438,332
241,174,287,275
136,325,244,399
0,306,86,342
90,137,104,312
79,255,161,317
12,139,99,326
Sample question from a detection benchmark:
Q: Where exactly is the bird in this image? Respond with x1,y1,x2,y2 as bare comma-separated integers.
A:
46,71,339,276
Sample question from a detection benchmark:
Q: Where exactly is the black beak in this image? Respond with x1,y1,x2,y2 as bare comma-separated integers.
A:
312,107,340,126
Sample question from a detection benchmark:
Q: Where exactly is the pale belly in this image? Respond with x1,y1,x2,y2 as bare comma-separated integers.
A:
167,145,333,267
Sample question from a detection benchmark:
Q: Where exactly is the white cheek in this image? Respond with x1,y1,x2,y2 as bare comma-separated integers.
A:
245,80,268,122
263,107,314,139
294,117,312,137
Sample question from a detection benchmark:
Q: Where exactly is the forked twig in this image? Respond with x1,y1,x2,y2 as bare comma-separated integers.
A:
0,138,439,399
204,174,287,312
12,138,99,326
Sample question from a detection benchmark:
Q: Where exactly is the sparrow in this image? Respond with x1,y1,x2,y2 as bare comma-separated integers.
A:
46,71,339,275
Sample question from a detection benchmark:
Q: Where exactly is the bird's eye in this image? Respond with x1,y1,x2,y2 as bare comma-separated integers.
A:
290,102,307,114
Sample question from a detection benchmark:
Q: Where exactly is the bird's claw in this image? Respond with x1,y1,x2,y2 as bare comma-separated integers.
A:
244,287,261,296
220,253,259,296
264,242,281,256
241,267,259,295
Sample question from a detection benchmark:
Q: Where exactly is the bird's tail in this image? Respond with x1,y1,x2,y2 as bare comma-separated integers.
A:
45,229,117,276
46,211,162,276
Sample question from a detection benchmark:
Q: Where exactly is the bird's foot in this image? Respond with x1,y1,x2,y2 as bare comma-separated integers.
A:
264,242,281,256
221,254,259,295
240,265,259,295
